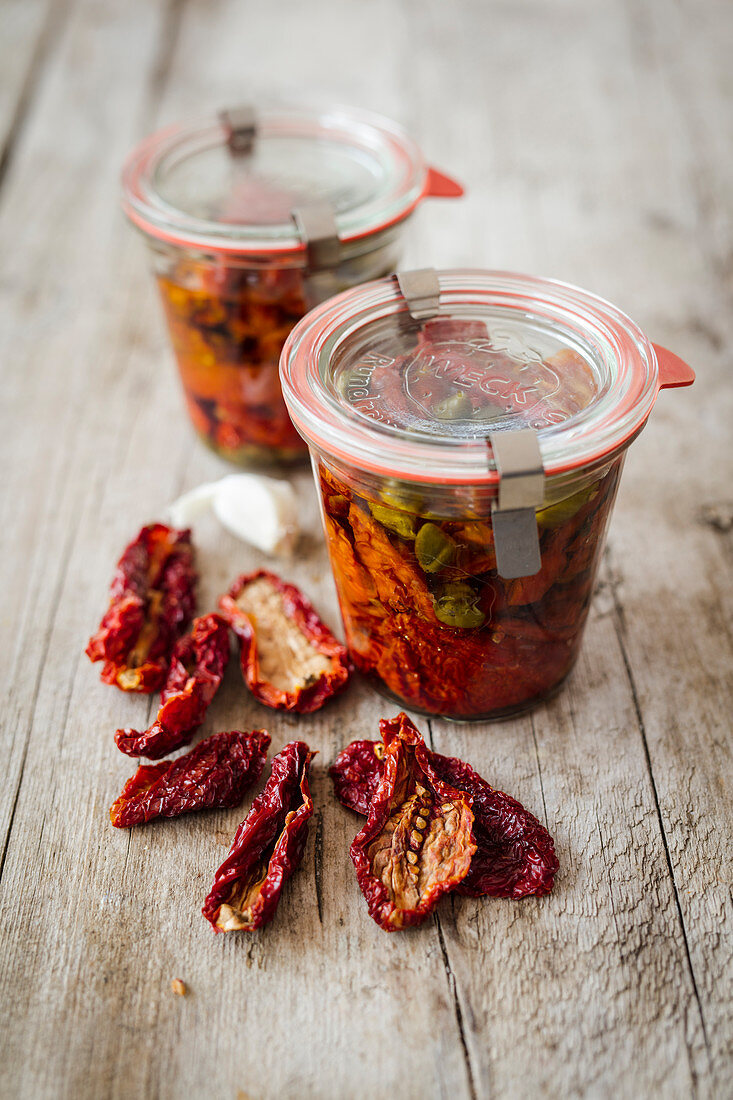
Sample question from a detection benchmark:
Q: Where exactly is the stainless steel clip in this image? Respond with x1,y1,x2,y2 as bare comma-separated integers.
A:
292,202,341,271
219,106,256,155
396,268,440,320
489,428,544,578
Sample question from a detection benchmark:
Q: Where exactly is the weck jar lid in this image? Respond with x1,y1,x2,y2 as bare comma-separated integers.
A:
122,105,462,259
280,267,694,485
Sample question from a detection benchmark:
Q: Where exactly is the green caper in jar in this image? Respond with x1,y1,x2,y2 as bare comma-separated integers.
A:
368,501,418,539
367,479,424,538
537,484,598,529
433,581,485,629
431,391,473,420
414,522,456,573
381,480,423,511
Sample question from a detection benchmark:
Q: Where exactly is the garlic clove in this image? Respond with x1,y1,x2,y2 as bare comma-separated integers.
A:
167,482,220,528
212,474,299,556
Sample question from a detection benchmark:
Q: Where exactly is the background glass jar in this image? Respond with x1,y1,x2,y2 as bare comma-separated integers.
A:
280,269,694,720
122,106,463,465
147,230,406,464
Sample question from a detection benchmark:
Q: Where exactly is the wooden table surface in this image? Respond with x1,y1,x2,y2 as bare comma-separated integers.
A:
1,2,731,1098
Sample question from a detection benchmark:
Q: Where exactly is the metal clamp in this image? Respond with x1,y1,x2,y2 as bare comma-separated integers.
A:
396,268,440,320
219,106,256,155
292,202,341,271
489,428,544,579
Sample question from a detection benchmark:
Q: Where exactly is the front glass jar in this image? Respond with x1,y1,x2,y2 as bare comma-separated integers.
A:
280,270,693,720
314,450,624,719
122,106,462,465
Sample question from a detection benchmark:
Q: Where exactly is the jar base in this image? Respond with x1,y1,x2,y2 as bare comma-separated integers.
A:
361,668,573,724
195,429,309,469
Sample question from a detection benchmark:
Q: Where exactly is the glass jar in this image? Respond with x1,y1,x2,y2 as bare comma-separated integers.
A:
121,106,462,465
280,269,694,720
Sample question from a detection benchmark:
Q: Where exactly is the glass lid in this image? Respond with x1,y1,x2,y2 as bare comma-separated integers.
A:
122,105,431,255
280,269,662,483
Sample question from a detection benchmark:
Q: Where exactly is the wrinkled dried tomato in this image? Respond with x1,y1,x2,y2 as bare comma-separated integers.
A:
86,524,196,693
330,739,384,817
219,570,351,713
350,713,475,931
331,720,558,899
202,741,315,932
115,613,230,759
437,751,559,899
109,729,270,828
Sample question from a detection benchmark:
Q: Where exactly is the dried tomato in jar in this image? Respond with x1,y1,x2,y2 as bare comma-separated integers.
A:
280,268,694,719
122,107,463,465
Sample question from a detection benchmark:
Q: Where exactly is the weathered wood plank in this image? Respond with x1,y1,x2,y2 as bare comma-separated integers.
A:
0,0,61,176
0,0,181,851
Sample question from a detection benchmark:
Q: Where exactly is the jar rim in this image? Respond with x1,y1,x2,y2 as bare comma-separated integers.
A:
121,104,430,257
279,269,662,484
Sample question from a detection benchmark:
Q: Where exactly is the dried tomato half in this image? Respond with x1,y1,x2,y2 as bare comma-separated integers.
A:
109,729,270,828
202,741,315,932
331,722,558,899
218,570,351,712
86,523,196,692
350,713,475,931
115,614,230,759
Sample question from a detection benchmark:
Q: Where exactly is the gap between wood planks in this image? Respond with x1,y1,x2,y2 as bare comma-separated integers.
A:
0,504,82,886
434,913,479,1100
608,566,712,1064
614,0,730,1085
529,714,550,829
0,0,70,193
143,0,187,123
313,809,325,924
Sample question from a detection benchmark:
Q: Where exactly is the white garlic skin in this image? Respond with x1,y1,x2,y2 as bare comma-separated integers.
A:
167,474,299,556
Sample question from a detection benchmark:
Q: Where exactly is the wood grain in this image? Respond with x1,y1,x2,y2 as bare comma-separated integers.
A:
0,1,730,1098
